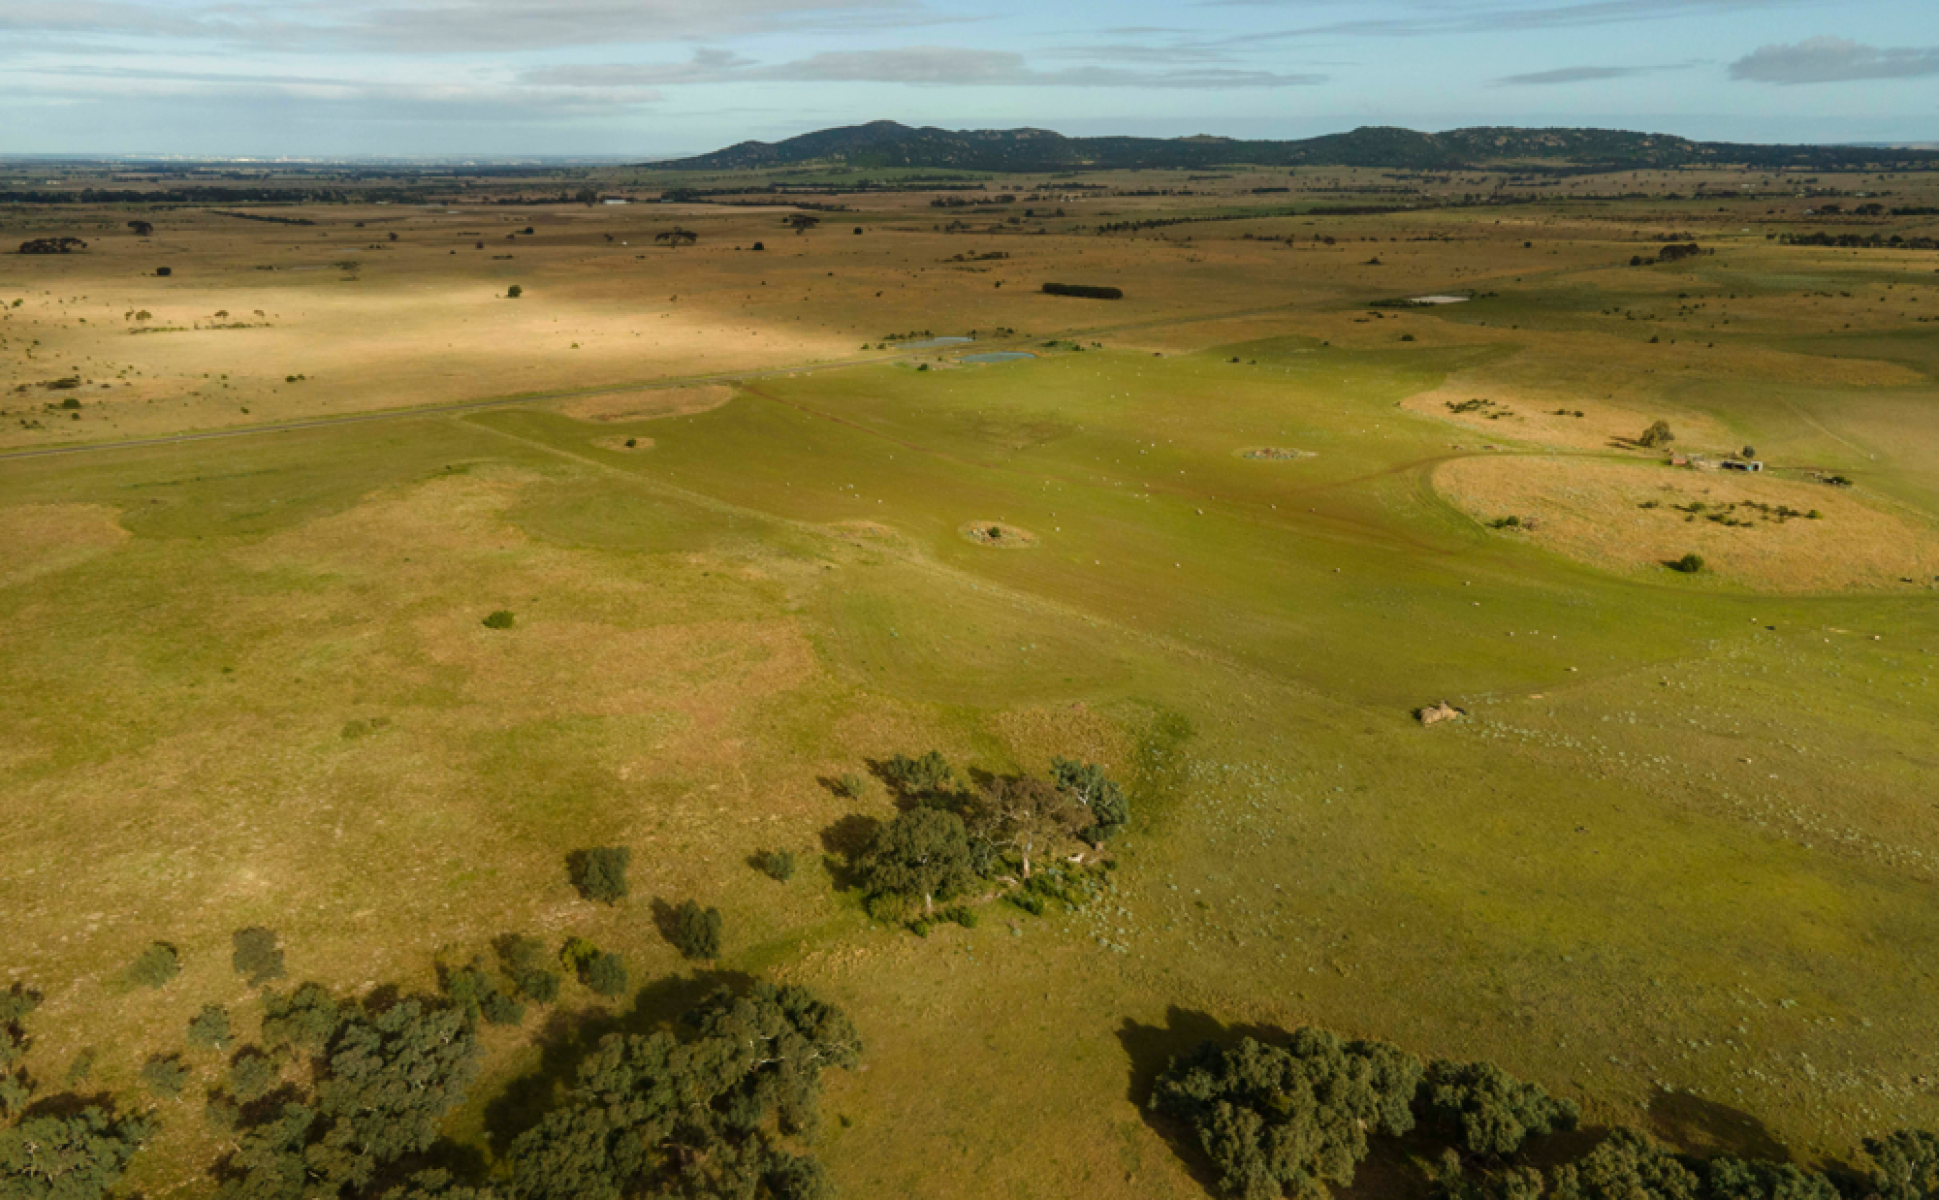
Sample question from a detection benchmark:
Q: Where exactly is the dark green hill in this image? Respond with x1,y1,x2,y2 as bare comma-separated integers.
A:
646,121,1939,174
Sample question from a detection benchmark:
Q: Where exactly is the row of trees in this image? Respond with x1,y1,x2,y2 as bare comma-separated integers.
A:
3,954,857,1200
1151,1026,1937,1200
851,752,1127,921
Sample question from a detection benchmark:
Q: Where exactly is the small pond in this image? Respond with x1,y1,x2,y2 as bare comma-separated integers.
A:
960,352,1035,364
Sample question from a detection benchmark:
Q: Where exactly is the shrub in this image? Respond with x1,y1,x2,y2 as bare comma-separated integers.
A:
880,750,957,803
670,900,724,960
187,1004,232,1051
583,952,629,997
834,771,866,798
140,1054,191,1099
126,942,181,989
1042,282,1123,299
498,934,562,1003
480,990,527,1027
752,241,765,250
559,936,600,974
1005,891,1045,916
568,847,630,903
506,285,523,299
156,266,172,277
756,849,796,882
482,609,515,629
1670,553,1705,574
232,927,286,986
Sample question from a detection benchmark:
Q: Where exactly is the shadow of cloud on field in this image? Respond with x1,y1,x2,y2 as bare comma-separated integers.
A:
480,968,754,1157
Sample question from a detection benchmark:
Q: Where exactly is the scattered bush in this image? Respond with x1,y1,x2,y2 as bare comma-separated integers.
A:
506,285,523,299
187,1004,232,1051
834,771,866,798
756,849,797,882
497,934,562,1003
140,1054,191,1099
482,609,515,629
126,942,181,989
1670,553,1705,574
670,900,724,960
231,926,286,986
568,846,631,904
1042,282,1123,299
559,936,600,974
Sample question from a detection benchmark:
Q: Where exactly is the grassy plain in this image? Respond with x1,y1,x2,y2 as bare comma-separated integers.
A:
3,162,1939,1199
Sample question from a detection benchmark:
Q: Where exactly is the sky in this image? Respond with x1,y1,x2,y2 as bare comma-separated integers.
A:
0,0,1934,157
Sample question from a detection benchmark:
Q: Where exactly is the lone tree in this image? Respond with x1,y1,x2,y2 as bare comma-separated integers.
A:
1051,757,1129,843
654,227,698,249
785,214,820,235
1638,419,1675,449
569,847,631,904
506,285,523,299
127,220,154,237
860,808,975,917
669,900,724,961
1150,1029,1423,1200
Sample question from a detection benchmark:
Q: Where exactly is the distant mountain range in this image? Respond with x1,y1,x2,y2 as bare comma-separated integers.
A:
645,121,1939,174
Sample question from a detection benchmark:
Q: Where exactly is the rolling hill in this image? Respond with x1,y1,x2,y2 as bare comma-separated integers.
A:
645,119,1939,174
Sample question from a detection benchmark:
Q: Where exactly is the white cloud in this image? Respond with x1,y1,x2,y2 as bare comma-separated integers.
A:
1492,64,1678,85
1729,36,1939,84
523,45,1325,88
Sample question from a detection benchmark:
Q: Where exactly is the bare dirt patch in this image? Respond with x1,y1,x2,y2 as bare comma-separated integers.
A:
1436,456,1939,592
959,521,1039,548
556,384,733,423
0,504,129,587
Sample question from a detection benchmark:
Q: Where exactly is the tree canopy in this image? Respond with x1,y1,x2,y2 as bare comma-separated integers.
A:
508,983,857,1200
1050,757,1129,842
1422,1059,1579,1158
1150,1029,1423,1200
858,808,976,916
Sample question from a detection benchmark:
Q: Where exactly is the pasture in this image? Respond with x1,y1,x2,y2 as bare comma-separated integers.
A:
3,163,1939,1199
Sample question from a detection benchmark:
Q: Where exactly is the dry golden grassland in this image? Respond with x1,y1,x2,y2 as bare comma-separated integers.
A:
4,163,1939,1200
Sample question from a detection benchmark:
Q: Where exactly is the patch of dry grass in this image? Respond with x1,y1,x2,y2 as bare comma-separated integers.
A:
1436,455,1939,590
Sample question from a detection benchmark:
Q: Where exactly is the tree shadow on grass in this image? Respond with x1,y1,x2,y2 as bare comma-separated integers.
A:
1644,1089,1791,1162
480,969,754,1157
819,813,879,891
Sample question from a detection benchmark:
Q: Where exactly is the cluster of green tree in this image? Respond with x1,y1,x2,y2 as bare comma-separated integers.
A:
1042,283,1124,300
1151,1026,1939,1200
928,194,1017,208
1778,232,1939,251
507,982,859,1200
3,984,155,1200
848,752,1127,925
16,238,87,254
0,188,388,205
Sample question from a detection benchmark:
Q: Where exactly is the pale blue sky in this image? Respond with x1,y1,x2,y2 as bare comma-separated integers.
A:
1,0,1934,156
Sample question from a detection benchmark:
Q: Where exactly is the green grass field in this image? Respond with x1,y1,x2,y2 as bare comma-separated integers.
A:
5,177,1939,1200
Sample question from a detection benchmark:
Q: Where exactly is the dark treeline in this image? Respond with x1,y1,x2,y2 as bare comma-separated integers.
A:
1150,1022,1939,1200
0,187,430,205
1779,231,1939,251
